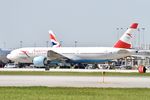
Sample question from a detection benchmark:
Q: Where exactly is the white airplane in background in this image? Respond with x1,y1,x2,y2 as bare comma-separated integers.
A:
7,23,138,67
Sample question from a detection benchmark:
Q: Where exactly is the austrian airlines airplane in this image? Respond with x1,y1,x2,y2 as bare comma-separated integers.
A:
7,23,138,67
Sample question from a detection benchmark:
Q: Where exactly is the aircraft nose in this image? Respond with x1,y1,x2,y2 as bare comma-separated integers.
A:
7,54,14,60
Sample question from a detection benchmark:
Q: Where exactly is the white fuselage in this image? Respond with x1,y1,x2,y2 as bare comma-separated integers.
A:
7,47,136,64
7,47,49,63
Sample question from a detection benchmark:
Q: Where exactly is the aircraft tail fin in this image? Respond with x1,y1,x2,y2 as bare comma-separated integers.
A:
114,23,138,49
49,30,61,47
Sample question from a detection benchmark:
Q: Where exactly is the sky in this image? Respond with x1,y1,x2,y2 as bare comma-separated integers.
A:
0,0,150,49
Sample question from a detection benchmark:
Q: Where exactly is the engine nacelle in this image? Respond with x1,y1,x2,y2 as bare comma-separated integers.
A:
33,56,47,67
138,65,146,73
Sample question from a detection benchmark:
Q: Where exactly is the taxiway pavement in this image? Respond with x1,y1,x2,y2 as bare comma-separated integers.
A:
0,75,150,88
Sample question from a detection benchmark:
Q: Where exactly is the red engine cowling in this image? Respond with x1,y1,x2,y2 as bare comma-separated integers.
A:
138,65,146,73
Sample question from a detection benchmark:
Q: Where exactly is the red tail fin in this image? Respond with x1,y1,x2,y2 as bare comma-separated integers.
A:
114,23,138,48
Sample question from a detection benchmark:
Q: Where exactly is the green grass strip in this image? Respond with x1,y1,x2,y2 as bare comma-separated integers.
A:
0,71,150,76
0,87,150,100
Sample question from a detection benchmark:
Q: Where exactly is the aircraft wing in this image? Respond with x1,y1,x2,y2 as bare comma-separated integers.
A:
115,49,138,59
117,49,130,54
132,50,150,57
47,50,69,61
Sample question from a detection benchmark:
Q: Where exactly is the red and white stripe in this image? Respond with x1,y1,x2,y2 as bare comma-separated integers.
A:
114,23,138,49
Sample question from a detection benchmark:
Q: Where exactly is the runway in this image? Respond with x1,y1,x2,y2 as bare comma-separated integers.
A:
0,75,150,88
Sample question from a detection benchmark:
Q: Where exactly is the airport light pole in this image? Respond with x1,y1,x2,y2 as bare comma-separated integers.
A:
60,41,63,46
20,41,23,48
137,28,146,49
137,28,141,48
75,41,77,47
3,42,6,48
141,28,145,49
46,41,49,47
116,28,119,40
116,27,124,39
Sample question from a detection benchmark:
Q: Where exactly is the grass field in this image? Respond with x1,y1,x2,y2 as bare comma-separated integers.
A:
0,87,150,100
0,71,150,76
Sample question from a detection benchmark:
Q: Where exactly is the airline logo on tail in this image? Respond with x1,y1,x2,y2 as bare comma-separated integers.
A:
49,30,61,47
114,23,138,49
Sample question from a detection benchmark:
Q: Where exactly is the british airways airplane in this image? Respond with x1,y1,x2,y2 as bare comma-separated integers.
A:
7,23,138,67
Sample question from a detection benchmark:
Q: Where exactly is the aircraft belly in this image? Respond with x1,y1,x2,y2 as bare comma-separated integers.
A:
17,57,32,63
63,53,131,63
64,53,111,60
77,54,108,60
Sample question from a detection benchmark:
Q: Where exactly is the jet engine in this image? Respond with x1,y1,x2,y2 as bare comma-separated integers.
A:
33,56,47,67
138,65,146,73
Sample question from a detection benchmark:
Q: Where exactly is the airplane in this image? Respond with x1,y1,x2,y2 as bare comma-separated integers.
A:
7,23,138,68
